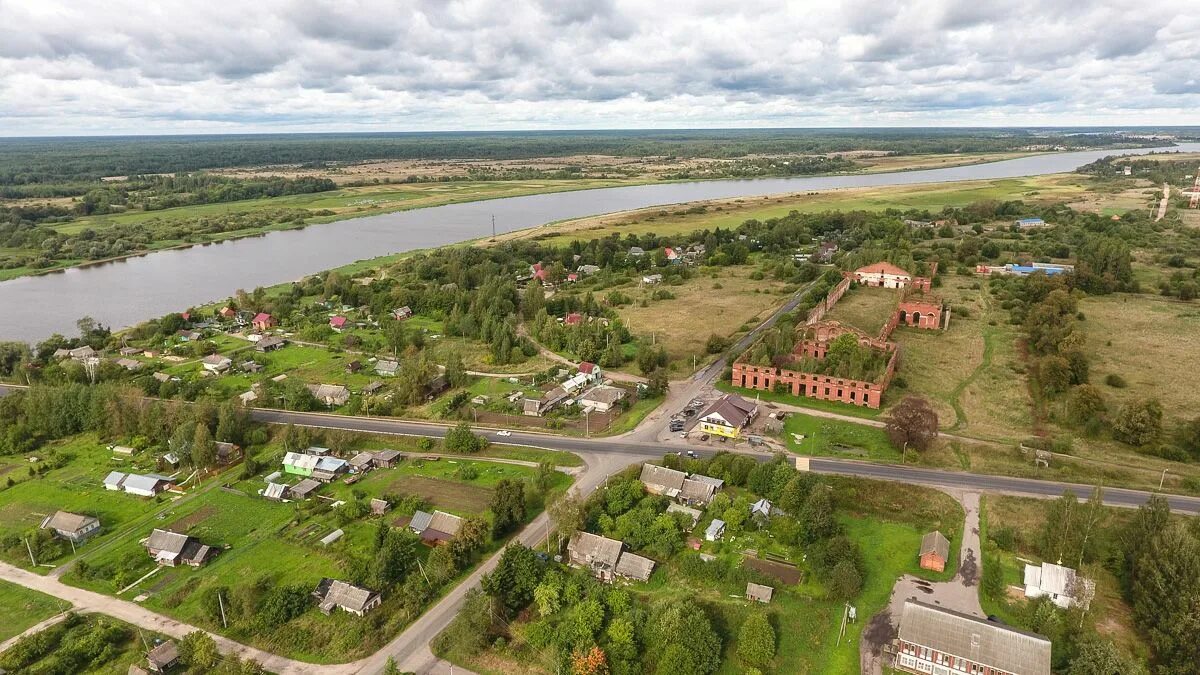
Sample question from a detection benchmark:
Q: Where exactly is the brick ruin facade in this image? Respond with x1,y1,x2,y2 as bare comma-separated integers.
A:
731,321,898,409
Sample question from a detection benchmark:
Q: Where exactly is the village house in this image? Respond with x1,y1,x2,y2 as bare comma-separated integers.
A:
218,306,237,319
214,442,242,466
345,360,363,374
746,582,774,603
578,385,625,412
640,463,686,497
329,316,349,331
240,361,263,373
312,578,382,617
288,478,322,499
307,383,351,407
664,247,680,263
104,471,174,497
1023,562,1093,610
372,449,402,468
893,600,1051,675
282,452,348,482
816,241,839,263
1014,217,1047,229
376,360,399,377
349,451,375,472
641,273,663,285
176,329,201,342
146,640,181,673
679,477,717,506
919,531,950,572
628,246,645,258
144,529,217,567
115,358,143,372
705,519,726,541
201,354,232,373
578,361,602,382
563,312,584,326
251,313,276,331
408,510,465,544
566,531,657,583
854,261,914,289
256,336,287,352
578,264,601,276
696,394,758,438
392,306,413,320
40,511,100,543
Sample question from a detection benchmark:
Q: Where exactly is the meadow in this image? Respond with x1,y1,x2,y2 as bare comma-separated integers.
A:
0,580,66,643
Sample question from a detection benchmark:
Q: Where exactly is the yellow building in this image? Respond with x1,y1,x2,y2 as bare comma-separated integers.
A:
696,394,758,438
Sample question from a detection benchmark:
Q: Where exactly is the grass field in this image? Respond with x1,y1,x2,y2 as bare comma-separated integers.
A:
891,274,1032,441
500,174,1091,249
782,413,898,461
58,447,570,662
822,285,897,335
0,580,66,643
613,265,795,375
1079,293,1200,424
0,434,171,569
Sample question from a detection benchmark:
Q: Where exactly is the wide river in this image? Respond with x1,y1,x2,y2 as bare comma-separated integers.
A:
4,143,1199,342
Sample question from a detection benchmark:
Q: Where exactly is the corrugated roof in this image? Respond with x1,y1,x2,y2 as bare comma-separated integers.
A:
705,519,726,539
639,463,686,491
428,511,464,537
614,551,655,581
1026,562,1075,597
103,471,127,487
409,510,434,533
746,582,774,602
698,394,756,428
264,483,286,499
920,531,950,560
123,474,168,493
42,511,98,533
146,529,189,554
680,478,716,503
898,600,1051,675
667,503,702,525
688,474,725,489
568,531,623,568
289,478,322,497
318,578,378,612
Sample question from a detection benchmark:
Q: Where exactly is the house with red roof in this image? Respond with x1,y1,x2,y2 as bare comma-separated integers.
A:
567,273,579,282
531,262,547,281
329,316,348,331
854,262,914,289
664,247,680,263
252,313,276,331
218,307,237,319
564,313,583,326
578,361,602,383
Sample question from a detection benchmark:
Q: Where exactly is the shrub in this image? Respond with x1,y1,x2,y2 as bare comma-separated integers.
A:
1104,373,1127,388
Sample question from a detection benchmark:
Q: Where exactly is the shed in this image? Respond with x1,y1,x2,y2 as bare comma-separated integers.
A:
919,530,951,572
146,640,180,672
288,478,322,499
263,483,287,501
746,582,774,603
370,498,390,516
667,503,702,528
614,551,656,582
372,449,402,468
705,519,726,541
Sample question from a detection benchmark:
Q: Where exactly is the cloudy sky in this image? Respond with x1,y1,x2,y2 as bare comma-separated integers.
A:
1,0,1196,136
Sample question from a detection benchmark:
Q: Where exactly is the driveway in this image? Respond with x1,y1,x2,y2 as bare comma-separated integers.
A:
860,492,983,675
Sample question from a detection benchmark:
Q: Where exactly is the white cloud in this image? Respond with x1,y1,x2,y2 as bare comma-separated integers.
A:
0,0,1195,135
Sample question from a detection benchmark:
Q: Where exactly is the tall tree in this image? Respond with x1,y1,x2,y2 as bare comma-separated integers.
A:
191,423,216,468
884,396,939,451
736,612,776,668
490,479,526,537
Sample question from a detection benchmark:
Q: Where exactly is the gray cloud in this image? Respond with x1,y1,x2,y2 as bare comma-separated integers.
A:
0,0,1195,135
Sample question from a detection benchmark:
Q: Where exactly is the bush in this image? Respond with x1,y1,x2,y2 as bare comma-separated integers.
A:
1104,373,1127,388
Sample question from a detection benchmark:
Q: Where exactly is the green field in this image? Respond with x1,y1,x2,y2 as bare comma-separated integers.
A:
0,580,66,643
823,285,897,335
0,435,172,569
782,413,898,461
59,446,570,662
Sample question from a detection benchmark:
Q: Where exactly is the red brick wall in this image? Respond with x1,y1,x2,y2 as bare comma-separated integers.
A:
897,299,942,330
732,359,890,409
805,276,852,325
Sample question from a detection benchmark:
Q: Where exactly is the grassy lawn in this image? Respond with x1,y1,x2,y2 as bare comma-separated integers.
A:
1079,293,1200,425
0,613,169,674
891,274,1032,441
823,285,897,335
0,434,172,569
781,413,898,461
598,395,664,436
0,580,67,643
612,266,796,375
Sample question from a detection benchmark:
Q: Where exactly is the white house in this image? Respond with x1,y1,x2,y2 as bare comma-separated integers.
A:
578,385,625,412
201,354,232,373
1024,562,1093,609
853,262,912,289
642,273,663,285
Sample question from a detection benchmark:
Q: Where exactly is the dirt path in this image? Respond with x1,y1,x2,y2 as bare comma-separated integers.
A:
0,611,71,653
517,323,647,384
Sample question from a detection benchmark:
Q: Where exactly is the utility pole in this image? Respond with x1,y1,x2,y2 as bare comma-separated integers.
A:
218,590,228,628
491,214,496,241
23,537,36,566
1159,469,1169,490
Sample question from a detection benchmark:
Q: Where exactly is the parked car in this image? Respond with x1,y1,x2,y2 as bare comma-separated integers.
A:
686,450,699,459
700,434,710,441
496,430,512,437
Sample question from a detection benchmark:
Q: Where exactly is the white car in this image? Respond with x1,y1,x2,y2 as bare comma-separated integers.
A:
496,430,512,437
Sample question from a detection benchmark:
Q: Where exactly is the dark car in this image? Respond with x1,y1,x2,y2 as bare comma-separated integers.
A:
700,434,710,441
